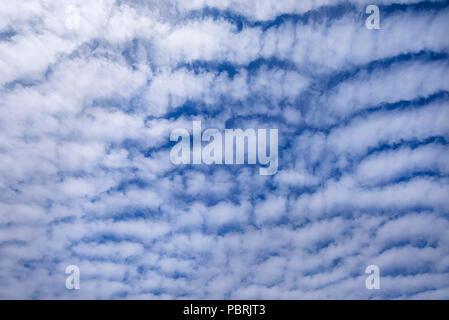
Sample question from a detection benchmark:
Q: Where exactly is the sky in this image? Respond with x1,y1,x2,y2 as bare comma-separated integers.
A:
0,0,449,299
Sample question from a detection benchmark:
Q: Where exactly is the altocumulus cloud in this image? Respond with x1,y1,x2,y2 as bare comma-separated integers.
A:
0,0,449,299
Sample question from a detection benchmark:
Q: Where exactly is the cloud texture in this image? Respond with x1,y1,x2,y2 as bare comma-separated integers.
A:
0,0,449,299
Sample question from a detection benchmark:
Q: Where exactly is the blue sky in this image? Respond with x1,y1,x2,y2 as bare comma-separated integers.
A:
0,0,448,299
